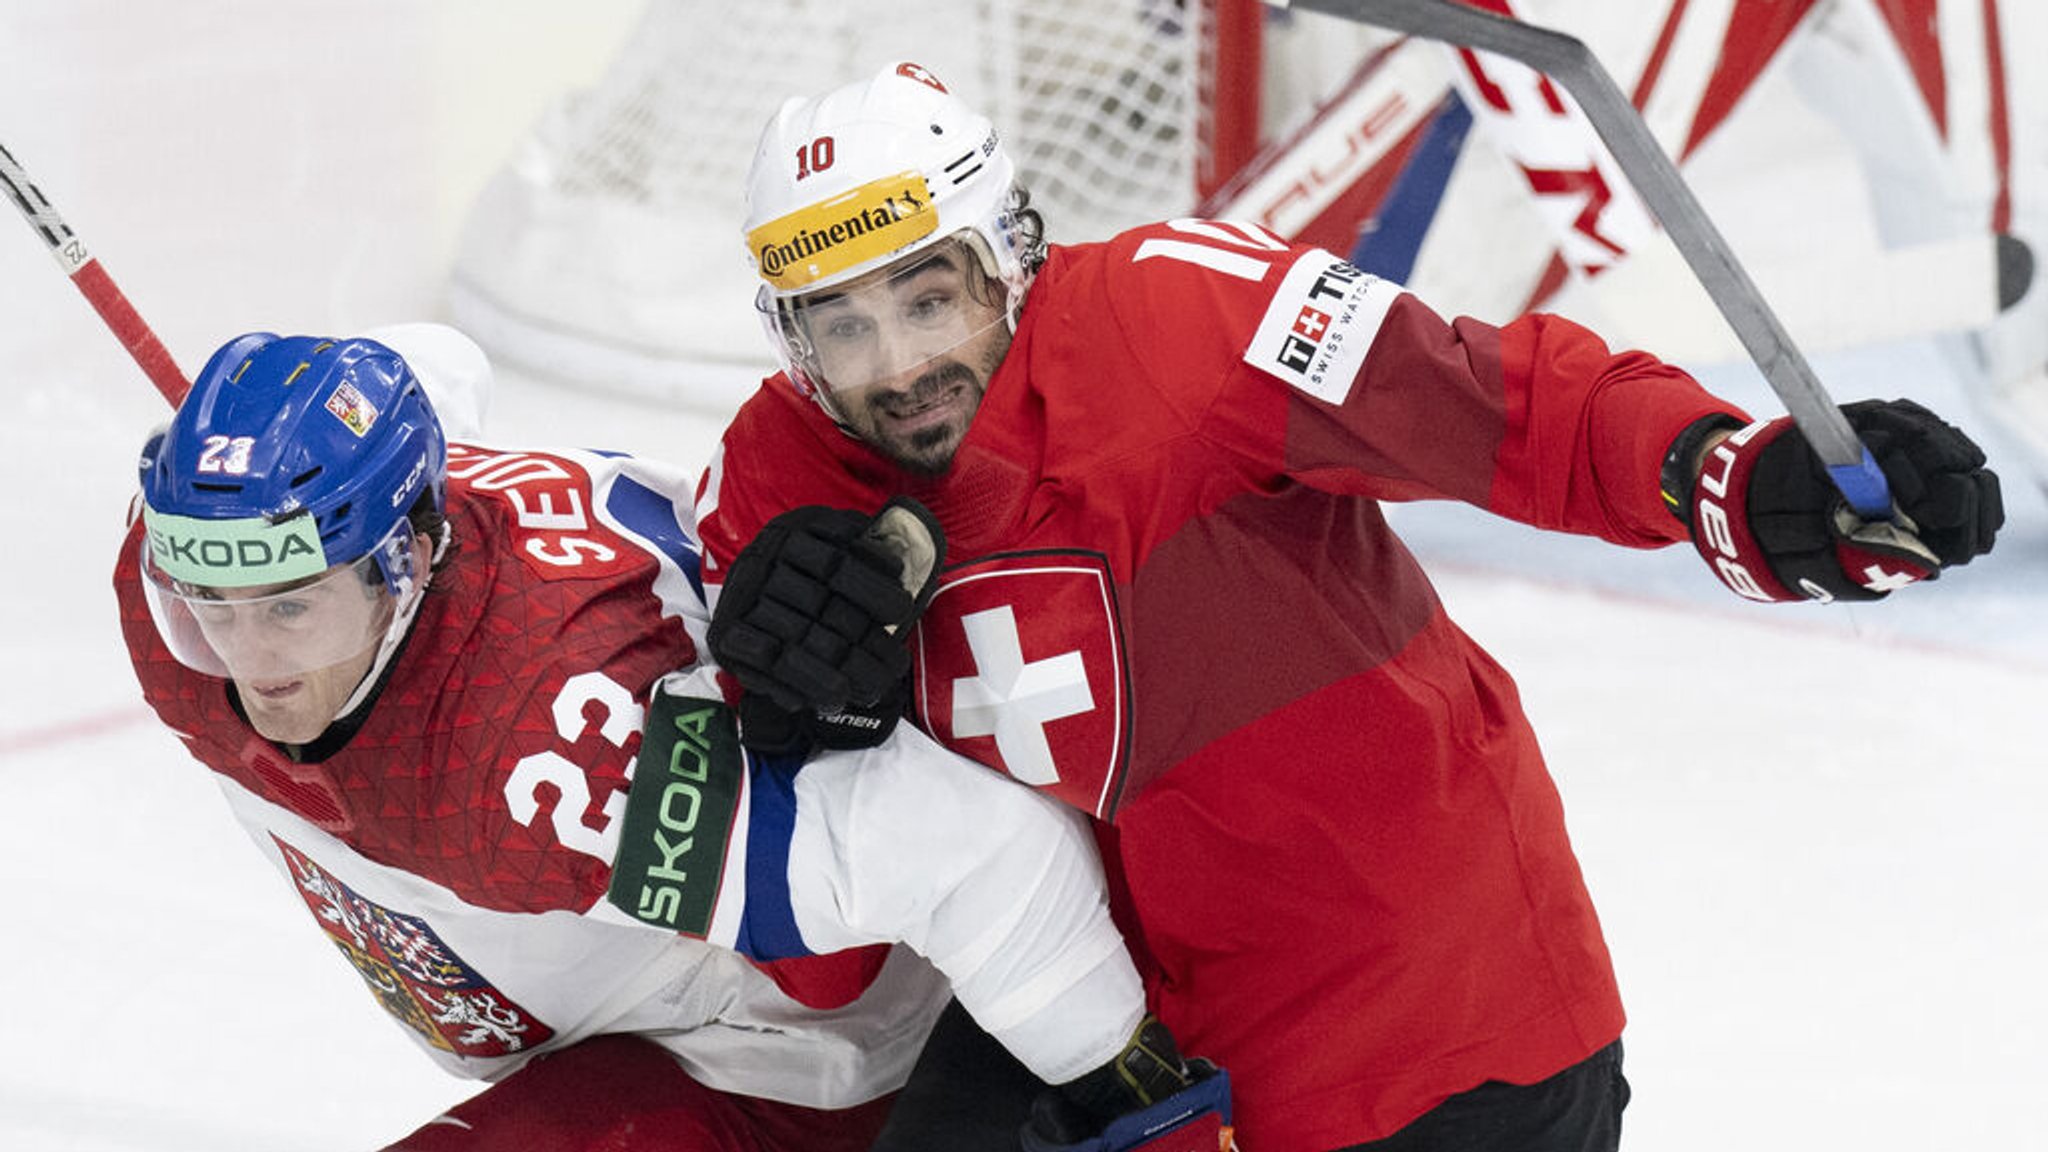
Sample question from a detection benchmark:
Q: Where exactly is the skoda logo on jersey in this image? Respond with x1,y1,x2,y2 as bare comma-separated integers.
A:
142,506,331,588
606,687,744,939
912,551,1134,819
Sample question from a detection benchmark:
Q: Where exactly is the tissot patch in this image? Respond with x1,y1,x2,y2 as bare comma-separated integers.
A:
276,837,554,1056
1243,249,1400,404
912,551,1133,818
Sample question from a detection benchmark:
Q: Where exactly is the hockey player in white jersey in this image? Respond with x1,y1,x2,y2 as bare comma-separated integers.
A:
115,324,1233,1151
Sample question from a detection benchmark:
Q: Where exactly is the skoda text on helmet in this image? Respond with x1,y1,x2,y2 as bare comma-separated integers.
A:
743,61,1044,423
137,333,447,683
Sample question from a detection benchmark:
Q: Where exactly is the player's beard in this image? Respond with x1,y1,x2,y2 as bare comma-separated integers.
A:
847,339,1004,475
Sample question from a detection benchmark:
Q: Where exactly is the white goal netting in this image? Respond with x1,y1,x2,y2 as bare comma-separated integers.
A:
451,0,1219,408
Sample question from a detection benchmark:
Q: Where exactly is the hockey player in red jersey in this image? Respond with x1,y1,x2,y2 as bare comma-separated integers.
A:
114,326,1236,1151
695,63,2006,1151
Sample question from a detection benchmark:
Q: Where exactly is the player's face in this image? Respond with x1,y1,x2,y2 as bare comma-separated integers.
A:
184,558,396,744
797,247,1012,475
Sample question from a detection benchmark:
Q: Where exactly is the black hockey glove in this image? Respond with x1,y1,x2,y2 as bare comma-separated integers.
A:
1022,1017,1236,1152
734,681,910,759
708,497,943,750
1669,399,2002,603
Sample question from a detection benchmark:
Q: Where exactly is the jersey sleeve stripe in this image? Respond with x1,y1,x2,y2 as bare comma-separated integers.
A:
732,753,811,960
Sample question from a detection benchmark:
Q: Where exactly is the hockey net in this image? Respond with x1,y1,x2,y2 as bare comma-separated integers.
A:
448,0,1388,409
455,0,2048,483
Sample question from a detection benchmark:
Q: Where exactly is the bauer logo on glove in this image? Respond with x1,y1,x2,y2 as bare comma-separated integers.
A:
1674,399,2003,604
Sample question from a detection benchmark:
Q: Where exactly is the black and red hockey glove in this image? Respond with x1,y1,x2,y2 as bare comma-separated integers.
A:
1667,399,2002,603
707,497,943,752
1022,1017,1236,1152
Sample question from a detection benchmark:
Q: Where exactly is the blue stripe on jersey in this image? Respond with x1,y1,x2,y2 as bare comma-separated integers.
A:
605,473,706,602
1350,92,1473,284
732,752,811,961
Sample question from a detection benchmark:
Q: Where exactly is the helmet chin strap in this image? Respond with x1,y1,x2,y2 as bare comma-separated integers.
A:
331,520,446,723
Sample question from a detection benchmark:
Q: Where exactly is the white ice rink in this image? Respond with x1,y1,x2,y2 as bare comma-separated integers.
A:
3,4,2045,1150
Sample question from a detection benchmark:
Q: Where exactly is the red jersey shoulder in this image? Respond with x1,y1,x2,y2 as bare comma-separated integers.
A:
444,446,688,665
115,456,696,916
1058,221,1397,410
702,386,892,565
1083,220,1298,335
447,443,653,583
1033,222,1298,415
369,480,691,914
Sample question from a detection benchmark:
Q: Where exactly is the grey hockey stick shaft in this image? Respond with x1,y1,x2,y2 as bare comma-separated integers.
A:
1,140,189,406
1266,0,1895,518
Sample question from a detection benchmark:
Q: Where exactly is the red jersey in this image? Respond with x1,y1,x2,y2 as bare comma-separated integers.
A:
697,220,1746,1147
115,442,938,1106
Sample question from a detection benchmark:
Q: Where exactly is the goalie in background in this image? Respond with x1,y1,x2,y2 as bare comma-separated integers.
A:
114,325,1234,1151
695,61,2005,1151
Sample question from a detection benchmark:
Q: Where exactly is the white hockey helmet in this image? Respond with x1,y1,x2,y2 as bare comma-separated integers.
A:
742,61,1041,415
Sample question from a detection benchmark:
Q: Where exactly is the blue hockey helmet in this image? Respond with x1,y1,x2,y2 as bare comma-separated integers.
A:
137,333,446,678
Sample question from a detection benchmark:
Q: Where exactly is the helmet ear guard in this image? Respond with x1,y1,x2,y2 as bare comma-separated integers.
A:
362,508,427,601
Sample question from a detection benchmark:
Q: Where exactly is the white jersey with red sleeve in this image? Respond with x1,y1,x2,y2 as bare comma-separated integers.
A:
115,439,1141,1106
696,219,1748,1146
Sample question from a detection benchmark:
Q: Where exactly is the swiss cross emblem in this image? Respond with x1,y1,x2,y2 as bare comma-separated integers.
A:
896,62,948,93
275,837,554,1057
911,551,1131,818
1292,306,1331,341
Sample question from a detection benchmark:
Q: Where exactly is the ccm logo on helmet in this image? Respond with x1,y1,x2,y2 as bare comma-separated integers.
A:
392,450,429,509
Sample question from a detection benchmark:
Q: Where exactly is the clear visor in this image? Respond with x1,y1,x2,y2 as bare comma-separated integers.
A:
760,233,1010,418
141,539,400,682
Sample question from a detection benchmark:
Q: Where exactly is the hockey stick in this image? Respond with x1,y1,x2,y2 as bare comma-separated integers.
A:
1,140,189,407
1264,0,1899,521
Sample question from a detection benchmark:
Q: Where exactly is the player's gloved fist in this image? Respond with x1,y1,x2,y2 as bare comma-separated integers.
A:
735,680,910,759
1676,399,2002,603
1023,1017,1236,1152
707,497,944,715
